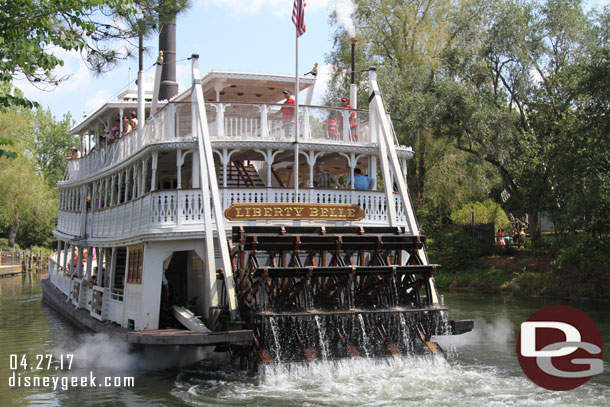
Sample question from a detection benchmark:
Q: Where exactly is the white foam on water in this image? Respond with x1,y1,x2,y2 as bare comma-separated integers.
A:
53,333,207,371
171,355,610,407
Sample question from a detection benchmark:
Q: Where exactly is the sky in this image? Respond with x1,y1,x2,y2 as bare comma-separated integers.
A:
15,0,345,123
13,0,609,124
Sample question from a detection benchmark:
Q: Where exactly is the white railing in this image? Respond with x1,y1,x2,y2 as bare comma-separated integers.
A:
47,251,120,324
66,102,372,182
91,286,107,320
48,253,70,296
56,211,82,237
70,278,81,307
57,188,411,240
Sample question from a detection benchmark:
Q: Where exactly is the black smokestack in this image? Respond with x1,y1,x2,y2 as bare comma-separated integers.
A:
159,14,178,101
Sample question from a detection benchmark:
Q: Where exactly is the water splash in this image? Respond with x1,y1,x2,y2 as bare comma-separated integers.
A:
357,314,370,358
314,316,329,360
268,317,282,362
398,314,413,353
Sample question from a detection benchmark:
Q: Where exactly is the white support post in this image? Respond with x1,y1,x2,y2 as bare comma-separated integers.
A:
63,242,69,276
150,52,164,116
169,103,177,139
350,83,358,109
191,55,238,321
132,165,138,198
191,150,200,188
56,240,62,274
216,104,226,139
151,151,158,191
85,248,93,281
368,69,418,234
142,157,149,194
176,149,182,189
80,184,88,238
123,169,129,203
137,71,145,136
260,105,269,138
117,172,122,205
104,177,109,209
109,248,117,292
76,246,83,280
371,155,378,190
368,68,437,304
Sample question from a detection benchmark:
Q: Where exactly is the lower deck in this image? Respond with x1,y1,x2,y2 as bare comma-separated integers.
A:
41,274,252,346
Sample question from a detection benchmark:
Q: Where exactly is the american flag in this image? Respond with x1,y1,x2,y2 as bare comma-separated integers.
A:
292,0,306,37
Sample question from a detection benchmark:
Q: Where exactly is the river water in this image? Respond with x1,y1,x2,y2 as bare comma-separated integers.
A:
1,273,609,406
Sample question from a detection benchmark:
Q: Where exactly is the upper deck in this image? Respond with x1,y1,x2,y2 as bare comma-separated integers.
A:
64,71,409,183
56,70,417,243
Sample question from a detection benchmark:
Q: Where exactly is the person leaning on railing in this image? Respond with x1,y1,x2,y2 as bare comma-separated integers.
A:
66,147,80,160
121,116,133,137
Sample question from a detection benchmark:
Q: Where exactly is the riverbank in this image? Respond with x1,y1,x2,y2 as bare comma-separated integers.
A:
434,250,610,300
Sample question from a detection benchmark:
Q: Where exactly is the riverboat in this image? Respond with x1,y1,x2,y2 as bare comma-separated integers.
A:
42,53,472,367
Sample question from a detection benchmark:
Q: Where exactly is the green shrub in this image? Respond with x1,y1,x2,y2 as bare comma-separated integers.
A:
427,224,490,270
554,234,610,271
0,238,20,250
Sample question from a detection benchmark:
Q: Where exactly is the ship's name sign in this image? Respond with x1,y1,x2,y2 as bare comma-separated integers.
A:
224,203,365,221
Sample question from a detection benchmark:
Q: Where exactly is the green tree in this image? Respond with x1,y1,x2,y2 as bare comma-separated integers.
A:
325,0,502,219
33,109,76,187
0,0,140,109
0,84,65,247
0,155,56,248
451,199,511,232
435,0,609,237
0,0,190,109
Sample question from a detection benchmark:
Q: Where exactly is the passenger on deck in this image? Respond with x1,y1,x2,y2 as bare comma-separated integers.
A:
121,116,132,136
347,168,374,190
108,119,120,144
280,90,295,136
340,97,357,141
66,147,80,160
323,111,339,139
313,164,338,189
129,111,138,129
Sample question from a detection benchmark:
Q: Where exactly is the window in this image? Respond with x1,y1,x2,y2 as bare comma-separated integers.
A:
127,245,144,284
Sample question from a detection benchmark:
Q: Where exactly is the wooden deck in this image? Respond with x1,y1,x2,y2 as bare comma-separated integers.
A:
41,275,253,346
0,265,22,278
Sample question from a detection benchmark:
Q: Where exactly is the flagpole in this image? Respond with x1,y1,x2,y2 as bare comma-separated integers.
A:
293,29,300,203
292,0,304,204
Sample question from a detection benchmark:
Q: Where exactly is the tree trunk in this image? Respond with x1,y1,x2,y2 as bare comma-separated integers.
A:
8,213,19,248
527,211,540,240
412,136,427,204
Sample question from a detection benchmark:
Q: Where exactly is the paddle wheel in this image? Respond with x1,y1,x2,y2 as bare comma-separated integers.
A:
230,226,472,367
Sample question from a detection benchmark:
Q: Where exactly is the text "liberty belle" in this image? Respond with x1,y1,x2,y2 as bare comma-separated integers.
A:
224,203,365,221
